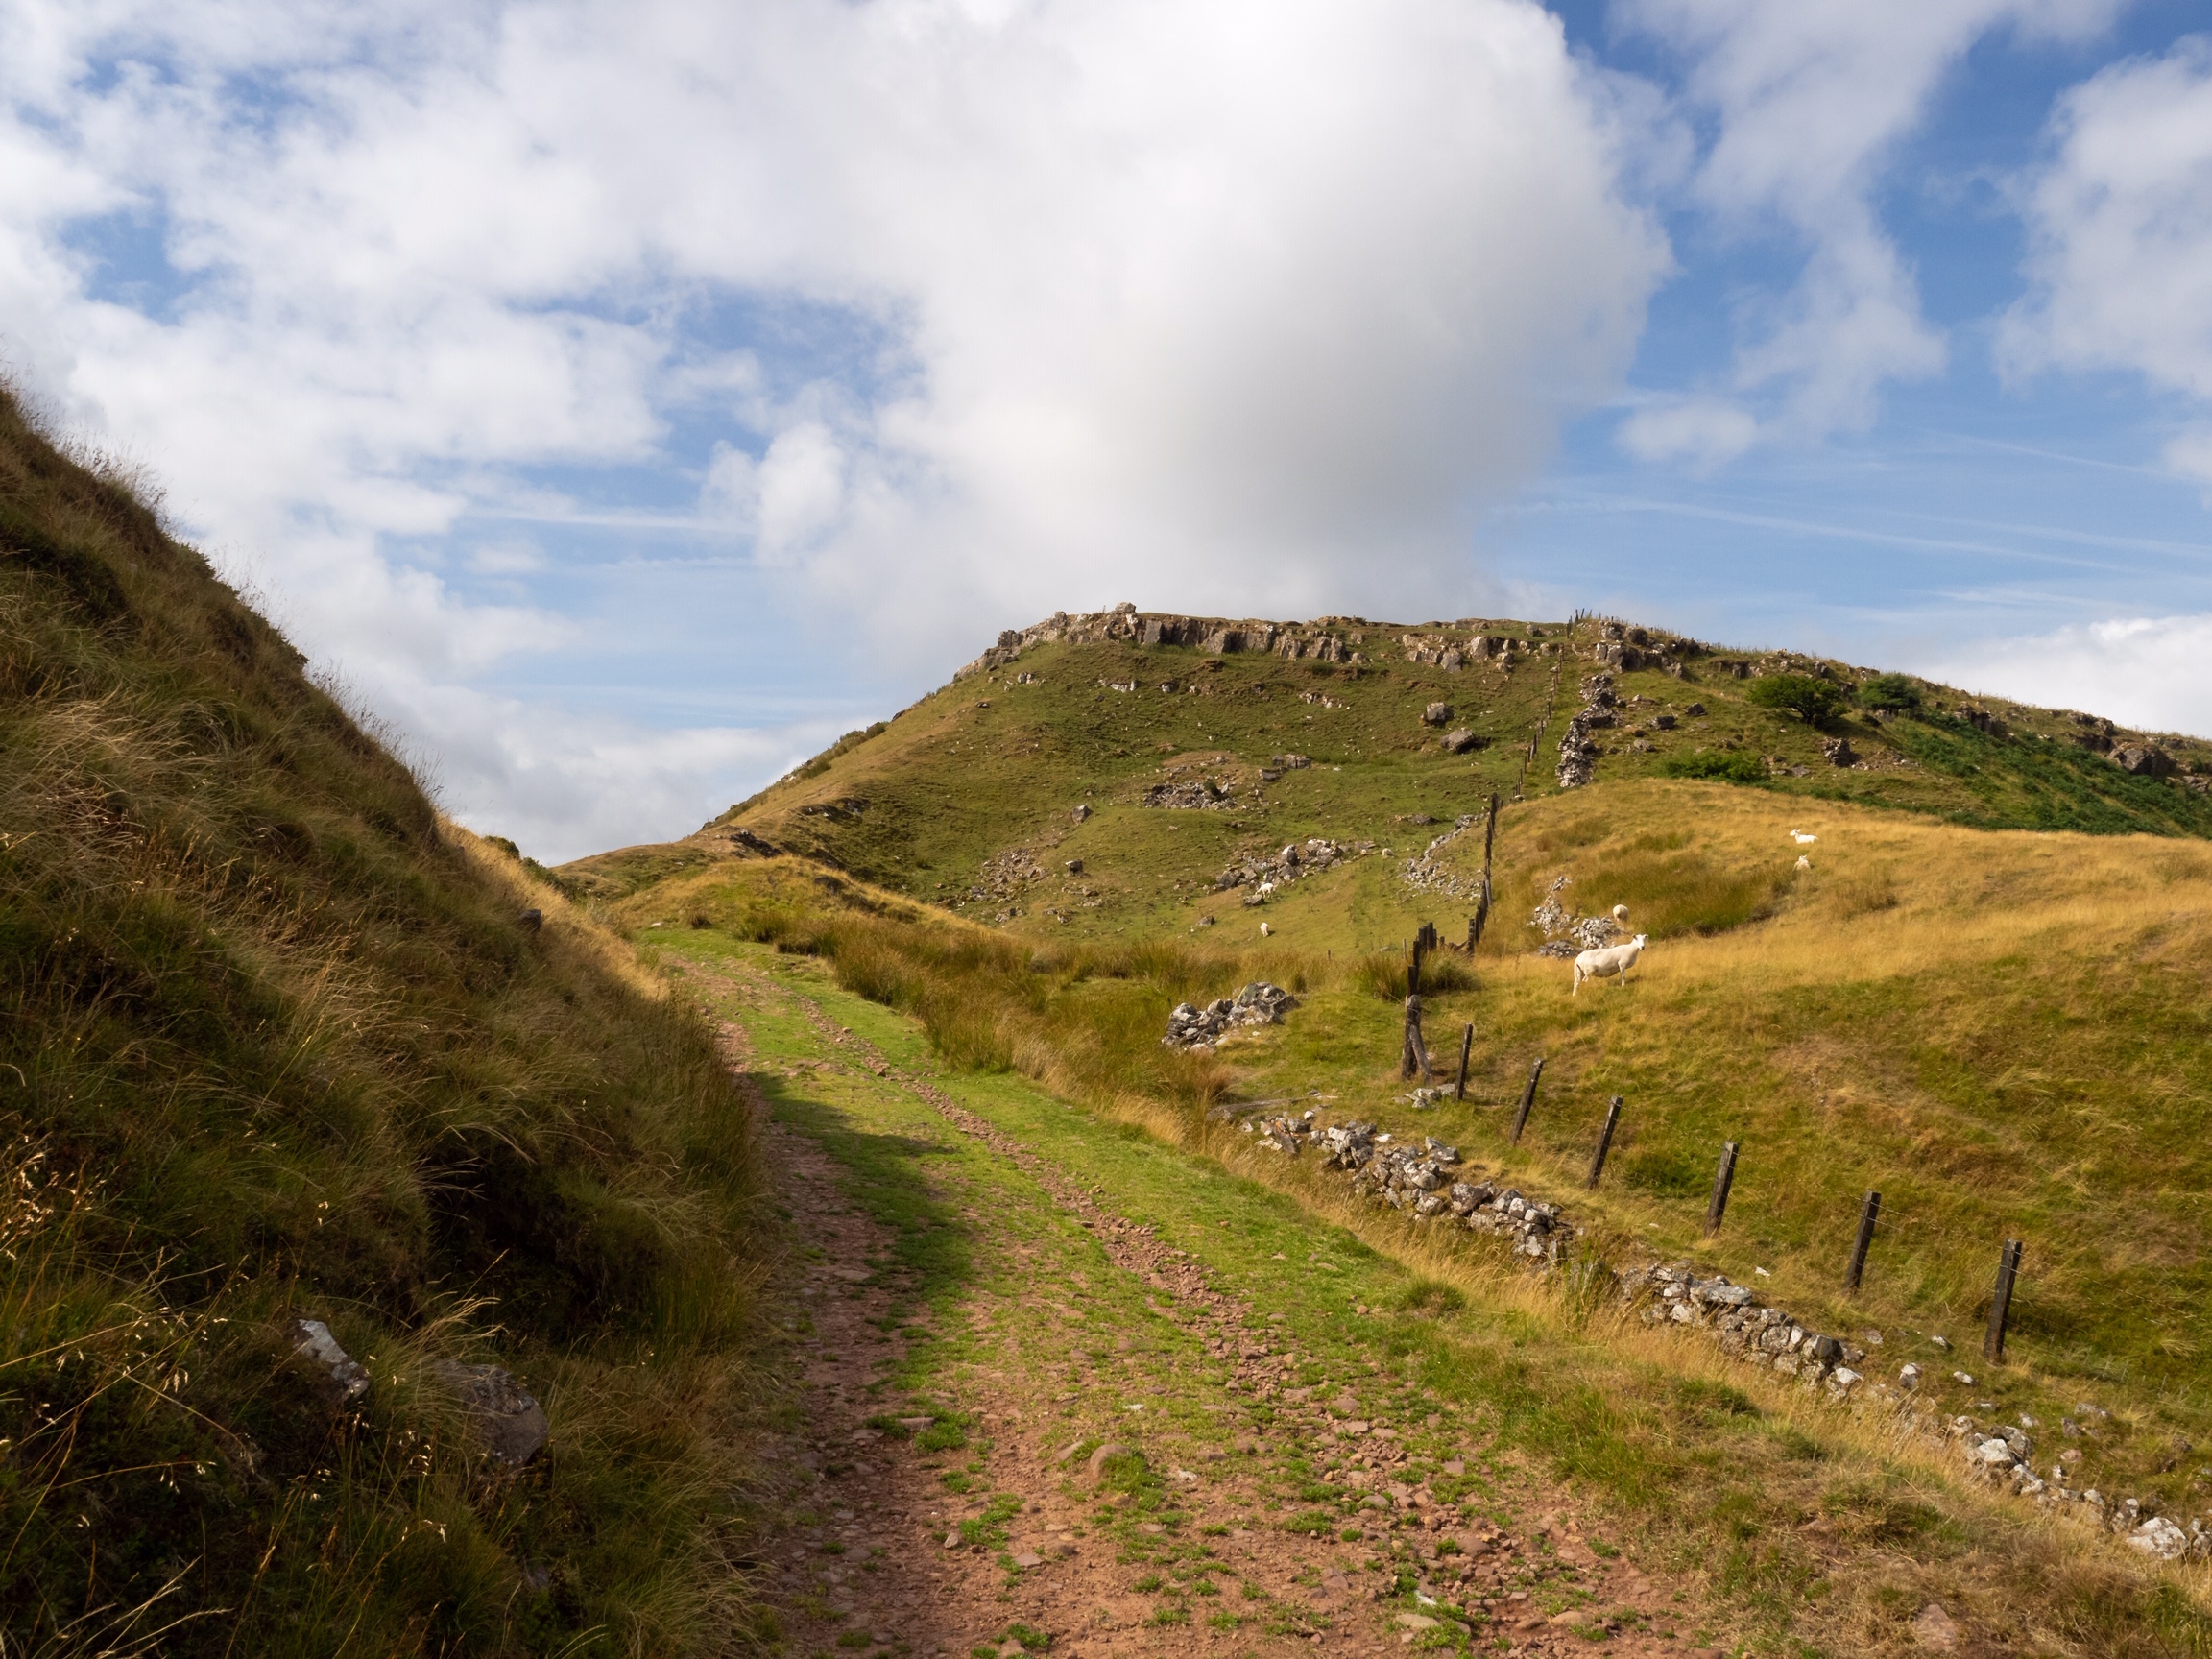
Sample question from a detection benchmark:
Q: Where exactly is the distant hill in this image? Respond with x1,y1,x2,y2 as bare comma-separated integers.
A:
566,605,2212,940
0,390,762,1653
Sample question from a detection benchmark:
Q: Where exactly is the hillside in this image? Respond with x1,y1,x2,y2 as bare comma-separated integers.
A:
566,607,2212,942
0,391,766,1654
570,610,2212,1654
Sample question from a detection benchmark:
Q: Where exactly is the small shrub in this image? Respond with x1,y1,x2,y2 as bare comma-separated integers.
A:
1661,751,1767,785
1858,671,1922,712
1745,672,1847,728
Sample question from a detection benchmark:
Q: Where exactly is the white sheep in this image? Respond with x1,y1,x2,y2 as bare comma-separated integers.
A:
1572,934,1647,995
1260,922,1272,937
1795,854,1812,872
1791,830,1816,845
1256,881,1276,897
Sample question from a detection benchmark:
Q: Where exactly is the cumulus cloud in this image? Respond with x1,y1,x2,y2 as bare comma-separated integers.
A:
1999,36,2212,480
1928,612,2212,737
0,0,1669,850
1622,0,2124,448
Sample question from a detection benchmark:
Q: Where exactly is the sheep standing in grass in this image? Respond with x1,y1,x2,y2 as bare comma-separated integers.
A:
1573,934,1647,994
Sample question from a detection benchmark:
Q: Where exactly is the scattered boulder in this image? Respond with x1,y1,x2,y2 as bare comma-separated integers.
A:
1161,983,1298,1049
1422,703,1452,726
1144,779,1234,809
518,907,543,932
1822,736,1857,767
1072,803,1092,822
291,1318,370,1404
433,1360,549,1469
1440,728,1481,755
1273,753,1312,769
1911,1603,1960,1650
1064,858,1083,874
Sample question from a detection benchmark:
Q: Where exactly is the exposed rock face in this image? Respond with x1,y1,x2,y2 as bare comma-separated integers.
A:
433,1360,549,1468
1161,982,1298,1050
2112,744,2176,778
1823,736,1858,767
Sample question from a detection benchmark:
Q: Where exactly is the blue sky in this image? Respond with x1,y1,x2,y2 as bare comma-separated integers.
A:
3,0,2208,858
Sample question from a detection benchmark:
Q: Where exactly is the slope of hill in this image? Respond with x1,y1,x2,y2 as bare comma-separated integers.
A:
572,609,2212,1650
566,608,2212,944
0,391,765,1654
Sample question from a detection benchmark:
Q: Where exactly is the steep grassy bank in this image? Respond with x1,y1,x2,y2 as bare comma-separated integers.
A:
0,391,767,1655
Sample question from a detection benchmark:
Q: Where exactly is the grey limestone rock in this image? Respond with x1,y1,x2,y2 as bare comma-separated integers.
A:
292,1318,370,1404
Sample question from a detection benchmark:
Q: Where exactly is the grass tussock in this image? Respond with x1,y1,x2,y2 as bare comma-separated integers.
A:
0,387,767,1655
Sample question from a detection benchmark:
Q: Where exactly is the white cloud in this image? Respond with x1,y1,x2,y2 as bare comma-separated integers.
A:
0,0,1670,851
1617,397,1758,469
1623,0,2124,445
1999,36,2212,479
1928,612,2212,738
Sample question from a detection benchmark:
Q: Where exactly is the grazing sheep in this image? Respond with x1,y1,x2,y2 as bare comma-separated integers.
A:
1791,830,1816,845
1256,881,1276,897
1260,922,1272,937
1572,934,1647,994
1795,854,1812,872
1612,903,1629,924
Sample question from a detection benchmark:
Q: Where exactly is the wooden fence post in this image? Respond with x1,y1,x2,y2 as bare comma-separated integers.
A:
1984,1239,2024,1363
1586,1096,1622,1189
1510,1057,1546,1143
1705,1142,1740,1236
1401,995,1431,1083
1470,792,1500,950
1454,1023,1474,1099
1845,1191,1881,1292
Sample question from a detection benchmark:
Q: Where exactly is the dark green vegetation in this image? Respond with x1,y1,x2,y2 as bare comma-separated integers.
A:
1744,672,1848,728
0,391,765,1654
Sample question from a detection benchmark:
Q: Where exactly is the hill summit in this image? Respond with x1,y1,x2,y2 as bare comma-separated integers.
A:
567,606,2212,937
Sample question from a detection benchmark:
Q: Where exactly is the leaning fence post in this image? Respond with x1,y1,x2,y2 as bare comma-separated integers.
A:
1984,1238,2024,1363
1401,995,1431,1083
1510,1057,1546,1143
1845,1191,1881,1292
1454,1023,1474,1100
1586,1096,1623,1189
1705,1142,1740,1235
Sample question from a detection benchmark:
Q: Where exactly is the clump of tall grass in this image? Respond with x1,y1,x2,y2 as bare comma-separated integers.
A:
1349,950,1476,1000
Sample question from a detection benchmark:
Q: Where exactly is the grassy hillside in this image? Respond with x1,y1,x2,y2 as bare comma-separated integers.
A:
0,391,765,1654
592,765,2212,1624
569,612,2212,948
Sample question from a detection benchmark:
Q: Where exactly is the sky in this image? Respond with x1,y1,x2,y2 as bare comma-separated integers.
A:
1,0,2208,860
